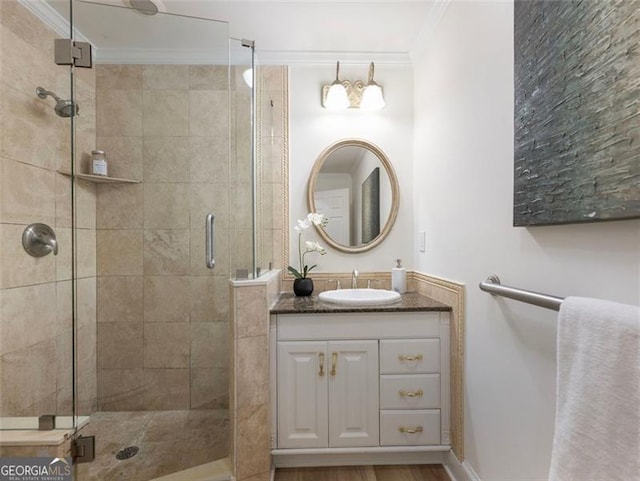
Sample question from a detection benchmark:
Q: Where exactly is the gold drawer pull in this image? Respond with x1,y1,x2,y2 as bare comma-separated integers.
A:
330,352,338,376
318,352,325,376
399,426,423,434
398,354,423,361
399,389,423,398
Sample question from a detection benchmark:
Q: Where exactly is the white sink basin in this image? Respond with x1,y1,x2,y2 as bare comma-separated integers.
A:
318,288,402,306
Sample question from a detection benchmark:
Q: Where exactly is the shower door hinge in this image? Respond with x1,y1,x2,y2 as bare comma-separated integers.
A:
71,435,95,464
54,39,93,68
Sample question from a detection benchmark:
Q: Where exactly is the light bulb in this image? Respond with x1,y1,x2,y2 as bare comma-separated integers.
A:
361,84,385,111
326,83,349,110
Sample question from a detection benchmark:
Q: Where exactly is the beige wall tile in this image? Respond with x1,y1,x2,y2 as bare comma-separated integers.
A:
1,158,56,225
0,224,56,289
1,28,56,99
144,137,192,182
189,136,230,183
96,183,143,229
96,89,142,137
97,276,143,323
55,227,72,281
143,65,189,90
76,323,97,414
191,322,228,368
56,280,72,335
77,228,97,279
143,323,190,368
144,229,190,275
0,87,60,170
96,65,142,90
95,136,143,180
189,65,228,90
235,402,270,480
75,180,97,229
191,367,228,409
0,282,57,356
97,229,143,276
0,1,55,56
235,335,269,410
55,333,73,415
143,183,190,229
190,183,229,231
77,276,97,329
189,91,229,137
97,368,145,411
97,322,143,369
231,183,254,230
142,137,190,182
190,276,229,322
0,340,57,416
234,286,267,339
144,368,190,410
55,172,72,227
233,228,254,275
143,90,189,137
144,276,190,322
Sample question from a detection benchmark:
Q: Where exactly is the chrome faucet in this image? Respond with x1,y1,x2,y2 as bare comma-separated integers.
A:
351,269,359,289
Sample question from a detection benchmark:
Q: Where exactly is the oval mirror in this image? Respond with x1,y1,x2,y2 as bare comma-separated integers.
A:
307,139,399,253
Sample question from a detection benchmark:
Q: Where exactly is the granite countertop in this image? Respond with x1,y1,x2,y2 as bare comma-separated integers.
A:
270,291,452,314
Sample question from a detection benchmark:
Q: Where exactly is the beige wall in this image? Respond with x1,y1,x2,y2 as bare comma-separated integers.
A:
94,64,245,411
0,1,97,416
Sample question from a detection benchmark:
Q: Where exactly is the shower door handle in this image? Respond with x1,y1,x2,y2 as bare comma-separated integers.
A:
206,214,215,268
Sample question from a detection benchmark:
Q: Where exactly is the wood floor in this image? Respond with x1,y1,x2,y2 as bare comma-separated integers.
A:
274,465,451,481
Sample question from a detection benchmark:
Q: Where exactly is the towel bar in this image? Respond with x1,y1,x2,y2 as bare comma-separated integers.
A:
479,275,564,311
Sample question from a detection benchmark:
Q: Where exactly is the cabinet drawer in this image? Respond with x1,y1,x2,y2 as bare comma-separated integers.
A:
380,410,440,446
380,374,440,409
380,339,440,374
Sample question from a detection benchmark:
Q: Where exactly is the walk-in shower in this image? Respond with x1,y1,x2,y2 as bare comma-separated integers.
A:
36,86,79,117
0,0,270,480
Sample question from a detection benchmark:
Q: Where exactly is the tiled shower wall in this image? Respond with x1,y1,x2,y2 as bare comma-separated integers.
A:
0,1,97,416
94,64,249,411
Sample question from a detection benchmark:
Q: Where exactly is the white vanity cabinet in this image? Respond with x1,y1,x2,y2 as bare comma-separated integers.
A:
277,340,379,449
271,310,451,466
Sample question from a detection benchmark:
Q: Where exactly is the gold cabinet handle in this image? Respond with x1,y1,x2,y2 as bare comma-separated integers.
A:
318,352,325,376
399,426,423,434
330,352,338,376
399,389,423,398
398,354,423,362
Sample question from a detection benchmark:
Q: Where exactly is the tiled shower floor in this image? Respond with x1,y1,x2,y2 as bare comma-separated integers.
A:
75,410,229,481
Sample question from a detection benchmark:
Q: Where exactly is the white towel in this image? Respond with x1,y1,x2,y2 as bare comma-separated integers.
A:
549,296,640,481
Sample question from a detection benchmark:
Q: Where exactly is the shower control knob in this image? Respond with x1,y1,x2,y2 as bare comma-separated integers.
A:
22,223,58,257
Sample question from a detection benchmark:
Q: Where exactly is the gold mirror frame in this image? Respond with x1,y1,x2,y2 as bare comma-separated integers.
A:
307,138,400,253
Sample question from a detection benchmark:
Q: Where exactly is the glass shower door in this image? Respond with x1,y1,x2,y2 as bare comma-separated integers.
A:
65,1,237,479
0,0,76,455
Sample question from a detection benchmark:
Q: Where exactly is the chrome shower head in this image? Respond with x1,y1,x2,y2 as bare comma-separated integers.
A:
36,87,79,118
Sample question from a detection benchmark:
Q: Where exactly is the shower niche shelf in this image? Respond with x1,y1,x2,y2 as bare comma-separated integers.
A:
57,170,140,184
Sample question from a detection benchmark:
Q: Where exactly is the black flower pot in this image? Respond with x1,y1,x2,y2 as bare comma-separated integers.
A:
293,278,314,297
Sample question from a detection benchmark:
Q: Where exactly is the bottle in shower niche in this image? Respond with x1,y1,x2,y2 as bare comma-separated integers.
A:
391,258,406,294
91,150,108,176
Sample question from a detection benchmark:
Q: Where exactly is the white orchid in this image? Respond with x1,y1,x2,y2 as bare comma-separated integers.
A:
288,213,328,279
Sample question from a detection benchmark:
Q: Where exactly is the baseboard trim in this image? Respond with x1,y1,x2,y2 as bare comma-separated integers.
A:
444,451,481,481
273,447,449,468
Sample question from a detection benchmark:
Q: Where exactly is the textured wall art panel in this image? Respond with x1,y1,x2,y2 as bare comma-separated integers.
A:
514,1,640,226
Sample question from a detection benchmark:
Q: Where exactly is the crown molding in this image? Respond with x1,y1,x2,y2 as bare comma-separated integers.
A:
256,50,413,66
410,0,451,62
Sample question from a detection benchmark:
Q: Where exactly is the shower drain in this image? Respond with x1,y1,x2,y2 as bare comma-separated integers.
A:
115,446,139,460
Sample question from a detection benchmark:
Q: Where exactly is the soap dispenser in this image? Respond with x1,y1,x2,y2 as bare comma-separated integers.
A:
391,259,406,294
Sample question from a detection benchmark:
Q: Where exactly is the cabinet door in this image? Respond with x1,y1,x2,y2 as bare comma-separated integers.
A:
328,340,379,447
277,341,328,448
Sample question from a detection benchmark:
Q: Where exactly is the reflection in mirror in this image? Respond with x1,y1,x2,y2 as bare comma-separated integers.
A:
308,139,399,253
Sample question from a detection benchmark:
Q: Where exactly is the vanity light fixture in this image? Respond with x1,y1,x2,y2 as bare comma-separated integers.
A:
321,61,385,111
361,62,386,110
324,61,350,110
